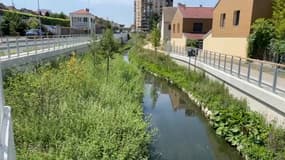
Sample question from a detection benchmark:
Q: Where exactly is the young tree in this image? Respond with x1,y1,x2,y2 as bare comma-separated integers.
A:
150,23,161,54
27,17,40,29
90,29,120,82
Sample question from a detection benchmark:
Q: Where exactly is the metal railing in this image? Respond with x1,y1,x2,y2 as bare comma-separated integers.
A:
165,45,285,97
0,35,91,61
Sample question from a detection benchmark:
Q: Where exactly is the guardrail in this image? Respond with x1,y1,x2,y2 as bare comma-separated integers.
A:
0,35,92,61
165,45,285,98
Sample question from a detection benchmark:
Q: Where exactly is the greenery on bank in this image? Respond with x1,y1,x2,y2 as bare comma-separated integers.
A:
248,0,285,62
5,48,151,158
0,10,69,36
129,47,285,159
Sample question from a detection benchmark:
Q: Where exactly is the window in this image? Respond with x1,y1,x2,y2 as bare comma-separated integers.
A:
220,13,226,27
83,17,88,22
173,24,175,33
177,23,180,33
233,10,240,26
193,23,203,33
168,24,171,30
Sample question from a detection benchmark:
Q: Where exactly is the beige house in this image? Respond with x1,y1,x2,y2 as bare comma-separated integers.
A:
170,4,213,48
160,7,177,43
203,0,272,57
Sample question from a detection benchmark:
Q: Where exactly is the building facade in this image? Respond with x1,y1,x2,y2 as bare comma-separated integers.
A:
203,0,272,57
70,8,96,34
160,7,177,43
134,0,173,32
170,4,213,48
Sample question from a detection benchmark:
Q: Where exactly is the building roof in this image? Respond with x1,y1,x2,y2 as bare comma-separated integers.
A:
183,33,205,40
70,8,93,15
178,6,214,19
162,7,177,23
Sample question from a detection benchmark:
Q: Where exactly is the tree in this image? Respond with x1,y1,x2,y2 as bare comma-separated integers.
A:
248,19,275,59
27,17,40,29
150,23,161,54
0,12,27,36
90,29,120,82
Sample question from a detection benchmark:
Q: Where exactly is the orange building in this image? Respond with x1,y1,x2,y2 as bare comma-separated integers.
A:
170,4,214,48
203,0,272,57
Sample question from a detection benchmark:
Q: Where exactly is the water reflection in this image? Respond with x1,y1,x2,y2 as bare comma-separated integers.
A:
144,74,243,160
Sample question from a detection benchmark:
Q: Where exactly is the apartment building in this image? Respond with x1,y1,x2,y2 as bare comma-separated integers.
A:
134,0,173,32
171,4,213,48
203,0,272,57
70,8,96,34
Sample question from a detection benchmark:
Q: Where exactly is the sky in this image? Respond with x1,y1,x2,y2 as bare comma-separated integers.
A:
1,0,218,27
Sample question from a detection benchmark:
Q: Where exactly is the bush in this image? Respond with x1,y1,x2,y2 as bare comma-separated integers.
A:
5,53,151,159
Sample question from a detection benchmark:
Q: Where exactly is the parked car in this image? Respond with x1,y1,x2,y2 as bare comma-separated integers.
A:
25,29,44,38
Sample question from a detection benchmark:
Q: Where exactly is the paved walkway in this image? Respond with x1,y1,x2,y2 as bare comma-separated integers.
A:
144,44,285,98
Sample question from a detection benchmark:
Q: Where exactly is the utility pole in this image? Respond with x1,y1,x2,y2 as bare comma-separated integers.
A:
37,0,42,32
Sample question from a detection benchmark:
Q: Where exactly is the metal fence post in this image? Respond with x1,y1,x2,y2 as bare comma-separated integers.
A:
272,66,278,93
230,56,233,74
218,53,221,69
258,62,264,87
213,52,216,67
16,38,19,57
224,55,227,71
247,62,251,81
25,38,29,56
7,37,10,59
238,58,241,78
35,38,38,54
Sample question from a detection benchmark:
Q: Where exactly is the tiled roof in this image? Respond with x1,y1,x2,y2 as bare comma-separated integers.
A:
183,33,205,40
71,9,92,15
178,6,214,19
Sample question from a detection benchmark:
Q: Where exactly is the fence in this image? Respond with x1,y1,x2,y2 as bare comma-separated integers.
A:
165,45,285,98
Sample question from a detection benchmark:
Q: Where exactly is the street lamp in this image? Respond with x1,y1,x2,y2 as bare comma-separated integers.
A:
37,0,42,33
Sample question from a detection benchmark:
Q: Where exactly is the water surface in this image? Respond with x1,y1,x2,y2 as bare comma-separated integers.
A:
143,74,243,160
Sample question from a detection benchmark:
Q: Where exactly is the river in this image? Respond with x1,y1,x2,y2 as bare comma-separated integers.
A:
143,74,243,160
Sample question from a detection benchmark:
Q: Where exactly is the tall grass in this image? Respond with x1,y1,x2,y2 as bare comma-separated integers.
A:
4,53,151,159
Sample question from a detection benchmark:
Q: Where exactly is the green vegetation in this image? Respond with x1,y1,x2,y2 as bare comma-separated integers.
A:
26,17,40,29
248,0,285,62
0,11,27,36
5,50,151,159
0,9,69,35
150,24,161,54
90,29,120,82
186,39,199,48
129,47,285,160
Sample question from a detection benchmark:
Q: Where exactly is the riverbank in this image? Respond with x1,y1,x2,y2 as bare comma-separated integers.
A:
4,52,151,159
129,48,285,160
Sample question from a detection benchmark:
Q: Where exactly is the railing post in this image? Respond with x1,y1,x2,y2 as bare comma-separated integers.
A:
25,38,29,56
247,62,251,81
230,56,233,74
194,52,197,71
16,37,19,57
272,65,278,93
224,55,227,71
54,35,56,51
238,57,241,78
209,51,212,66
218,53,221,69
213,52,216,67
35,37,38,54
258,62,264,87
7,37,10,59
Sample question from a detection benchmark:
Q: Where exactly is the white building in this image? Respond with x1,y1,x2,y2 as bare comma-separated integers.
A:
70,8,96,34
